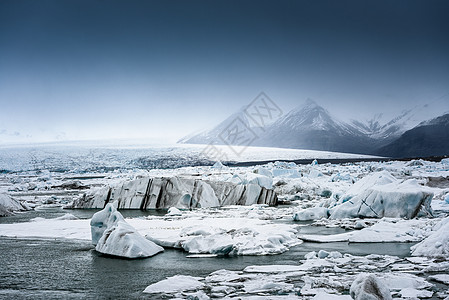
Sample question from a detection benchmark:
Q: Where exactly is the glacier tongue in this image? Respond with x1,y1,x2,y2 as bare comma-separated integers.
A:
73,174,277,209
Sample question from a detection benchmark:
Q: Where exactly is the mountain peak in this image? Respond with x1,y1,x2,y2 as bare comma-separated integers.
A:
305,98,317,107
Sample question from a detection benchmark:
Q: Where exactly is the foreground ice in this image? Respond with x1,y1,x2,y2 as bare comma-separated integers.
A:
90,204,163,258
0,206,300,256
141,251,445,299
1,157,449,298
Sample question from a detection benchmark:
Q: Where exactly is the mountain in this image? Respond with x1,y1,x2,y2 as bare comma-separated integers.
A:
180,98,449,157
179,106,263,145
351,101,449,141
377,113,449,158
252,99,374,154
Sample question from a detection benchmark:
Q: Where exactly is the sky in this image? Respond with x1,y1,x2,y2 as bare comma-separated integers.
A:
1,0,449,144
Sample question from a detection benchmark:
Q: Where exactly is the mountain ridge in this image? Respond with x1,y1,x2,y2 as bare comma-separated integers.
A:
180,99,449,157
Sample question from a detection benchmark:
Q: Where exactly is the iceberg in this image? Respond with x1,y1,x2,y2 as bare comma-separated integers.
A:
90,204,163,258
330,177,433,219
0,193,28,217
73,175,277,209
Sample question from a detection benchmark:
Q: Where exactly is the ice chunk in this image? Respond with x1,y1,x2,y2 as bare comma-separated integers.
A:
411,216,449,257
54,213,79,220
350,273,392,300
90,204,163,258
228,172,273,189
255,166,273,178
95,221,164,258
318,250,329,259
143,275,204,294
166,207,182,216
330,179,433,219
429,274,449,285
0,193,27,217
212,161,227,170
90,203,125,246
338,171,396,204
305,251,317,259
293,207,329,221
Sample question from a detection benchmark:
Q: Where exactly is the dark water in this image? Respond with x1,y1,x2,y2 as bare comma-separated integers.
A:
0,209,414,300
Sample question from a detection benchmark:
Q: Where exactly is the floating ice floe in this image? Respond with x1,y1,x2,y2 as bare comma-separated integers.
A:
299,218,436,243
143,217,300,255
143,275,204,294
411,216,449,257
293,206,329,221
142,252,439,299
90,204,164,258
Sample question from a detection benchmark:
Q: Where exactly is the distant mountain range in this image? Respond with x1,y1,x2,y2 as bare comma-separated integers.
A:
378,113,449,158
179,99,449,158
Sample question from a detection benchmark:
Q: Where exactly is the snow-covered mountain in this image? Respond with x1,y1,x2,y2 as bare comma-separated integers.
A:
378,113,449,158
350,101,449,141
180,98,449,157
252,100,373,154
178,106,263,145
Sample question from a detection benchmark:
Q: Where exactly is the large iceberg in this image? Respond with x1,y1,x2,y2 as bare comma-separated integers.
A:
90,204,163,258
73,175,277,209
330,173,433,219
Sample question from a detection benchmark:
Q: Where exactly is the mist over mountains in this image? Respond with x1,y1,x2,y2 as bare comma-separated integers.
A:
180,99,449,158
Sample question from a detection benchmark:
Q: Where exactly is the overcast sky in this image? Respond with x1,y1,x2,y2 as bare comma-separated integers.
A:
1,0,449,144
